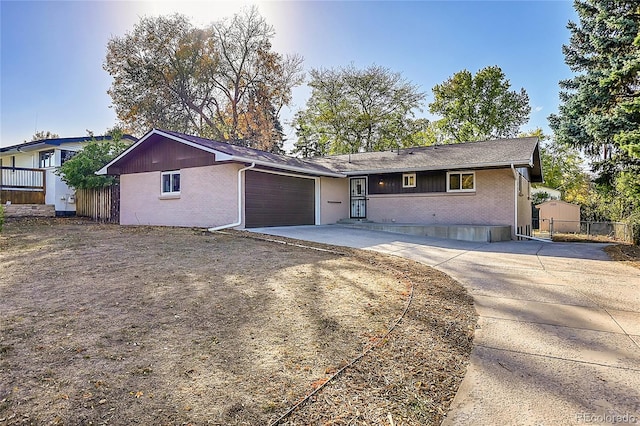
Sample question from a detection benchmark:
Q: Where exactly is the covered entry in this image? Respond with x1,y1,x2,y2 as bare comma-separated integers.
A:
244,170,316,228
350,177,367,219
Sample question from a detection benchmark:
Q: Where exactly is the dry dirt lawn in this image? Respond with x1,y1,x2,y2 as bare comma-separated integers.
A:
604,243,640,269
0,218,476,425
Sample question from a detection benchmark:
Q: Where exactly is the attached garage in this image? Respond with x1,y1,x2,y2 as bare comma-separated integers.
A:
245,170,316,228
98,129,543,238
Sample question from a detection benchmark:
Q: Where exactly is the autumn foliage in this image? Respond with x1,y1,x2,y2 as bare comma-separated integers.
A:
104,7,303,153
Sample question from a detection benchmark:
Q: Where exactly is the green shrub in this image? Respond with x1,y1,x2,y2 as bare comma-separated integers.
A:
0,204,4,233
56,133,131,190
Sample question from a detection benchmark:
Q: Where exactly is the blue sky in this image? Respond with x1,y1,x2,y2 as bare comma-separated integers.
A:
0,1,577,150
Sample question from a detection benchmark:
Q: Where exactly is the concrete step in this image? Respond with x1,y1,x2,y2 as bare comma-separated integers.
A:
337,218,375,224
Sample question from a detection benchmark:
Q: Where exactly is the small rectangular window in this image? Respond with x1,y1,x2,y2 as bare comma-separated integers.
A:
447,171,475,192
39,150,55,168
402,173,416,188
161,171,181,195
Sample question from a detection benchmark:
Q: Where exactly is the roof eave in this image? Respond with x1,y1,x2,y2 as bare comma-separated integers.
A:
532,140,544,183
97,129,346,178
1,141,60,154
97,129,223,175
96,131,155,175
340,161,534,175
218,153,346,177
2,135,136,154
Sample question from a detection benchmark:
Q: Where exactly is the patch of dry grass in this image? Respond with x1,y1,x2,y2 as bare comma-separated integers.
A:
551,233,620,243
604,244,640,269
0,218,476,425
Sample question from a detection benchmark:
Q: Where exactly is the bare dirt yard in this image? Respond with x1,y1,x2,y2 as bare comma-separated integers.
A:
0,218,476,425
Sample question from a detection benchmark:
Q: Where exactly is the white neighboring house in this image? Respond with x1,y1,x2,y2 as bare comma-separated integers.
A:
0,135,137,216
531,185,561,201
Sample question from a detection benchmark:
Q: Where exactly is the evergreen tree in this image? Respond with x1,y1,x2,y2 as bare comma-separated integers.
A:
549,0,640,186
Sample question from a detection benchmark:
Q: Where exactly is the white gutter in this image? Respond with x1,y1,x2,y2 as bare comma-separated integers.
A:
511,164,518,234
208,162,255,232
511,163,550,242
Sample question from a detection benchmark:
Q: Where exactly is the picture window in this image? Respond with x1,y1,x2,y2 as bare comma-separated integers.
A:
447,171,475,192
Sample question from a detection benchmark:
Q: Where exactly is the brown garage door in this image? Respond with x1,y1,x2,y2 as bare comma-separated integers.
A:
245,171,315,228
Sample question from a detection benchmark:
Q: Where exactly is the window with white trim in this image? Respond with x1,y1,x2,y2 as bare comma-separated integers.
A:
402,173,416,188
161,171,181,195
39,150,55,168
447,171,475,192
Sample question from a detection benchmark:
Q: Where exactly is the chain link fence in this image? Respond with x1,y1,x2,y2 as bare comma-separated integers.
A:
534,219,634,243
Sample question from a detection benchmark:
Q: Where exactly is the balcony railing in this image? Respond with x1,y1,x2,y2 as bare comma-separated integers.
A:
0,166,46,204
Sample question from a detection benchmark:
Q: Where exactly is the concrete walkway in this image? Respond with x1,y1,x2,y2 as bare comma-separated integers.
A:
249,225,640,425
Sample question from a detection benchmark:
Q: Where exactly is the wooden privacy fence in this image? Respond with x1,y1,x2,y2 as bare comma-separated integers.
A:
0,166,46,204
75,185,120,222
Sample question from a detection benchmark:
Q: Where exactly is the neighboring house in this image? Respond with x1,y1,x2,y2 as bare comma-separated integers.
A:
531,185,561,201
98,129,542,241
0,135,137,216
537,200,581,233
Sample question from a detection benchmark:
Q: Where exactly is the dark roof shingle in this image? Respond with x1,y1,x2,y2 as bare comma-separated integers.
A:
306,137,540,174
99,129,541,181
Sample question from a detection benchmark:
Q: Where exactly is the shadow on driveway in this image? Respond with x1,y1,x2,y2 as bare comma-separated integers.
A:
249,225,640,425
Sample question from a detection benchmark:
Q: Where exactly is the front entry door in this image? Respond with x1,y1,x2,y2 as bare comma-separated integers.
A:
350,177,367,219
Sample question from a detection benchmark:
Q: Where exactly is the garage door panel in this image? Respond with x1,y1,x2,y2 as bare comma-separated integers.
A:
245,171,315,228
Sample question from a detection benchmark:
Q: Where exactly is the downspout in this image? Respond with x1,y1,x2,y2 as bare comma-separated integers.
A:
511,164,550,242
208,162,255,232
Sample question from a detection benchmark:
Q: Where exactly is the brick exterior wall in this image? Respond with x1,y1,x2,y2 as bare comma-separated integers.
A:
120,164,240,227
366,169,515,226
2,203,55,218
118,164,532,236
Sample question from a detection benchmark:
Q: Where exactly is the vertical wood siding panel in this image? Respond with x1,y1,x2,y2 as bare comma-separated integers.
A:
109,137,218,175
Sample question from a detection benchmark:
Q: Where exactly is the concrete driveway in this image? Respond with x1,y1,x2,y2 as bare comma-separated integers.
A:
249,225,640,425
